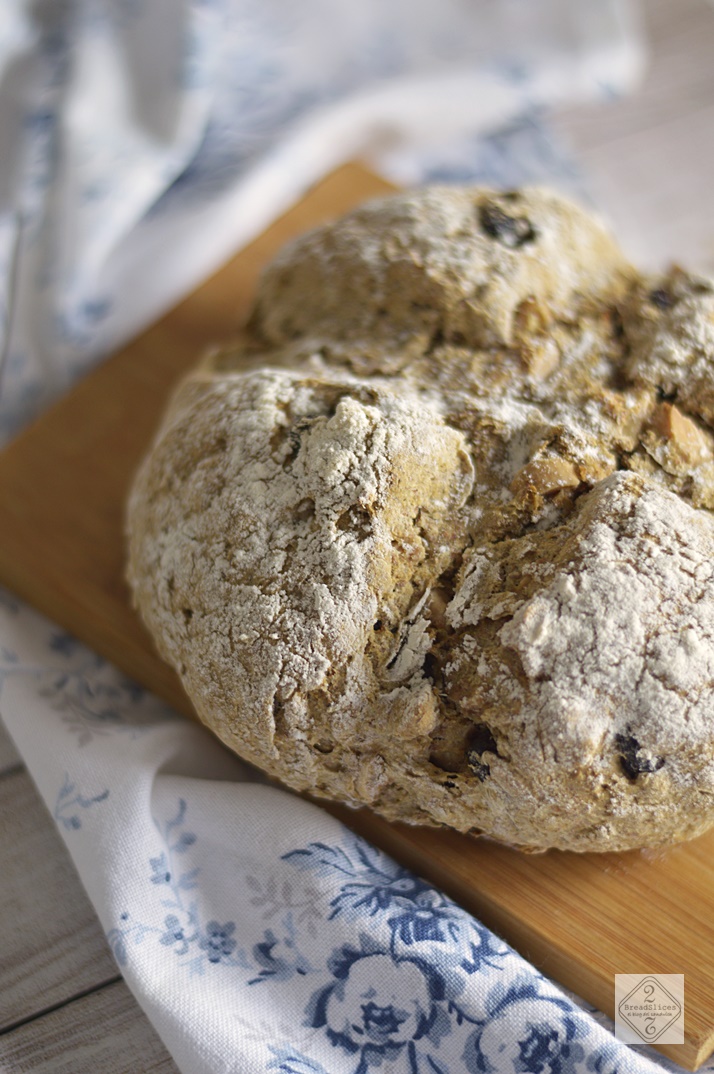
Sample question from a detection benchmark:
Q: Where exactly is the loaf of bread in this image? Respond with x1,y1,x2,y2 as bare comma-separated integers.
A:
127,187,714,852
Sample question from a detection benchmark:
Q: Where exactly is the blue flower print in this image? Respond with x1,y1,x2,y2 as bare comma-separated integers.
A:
107,928,128,967
173,830,197,853
249,915,312,984
388,885,464,946
307,934,449,1073
53,773,109,831
148,806,198,889
159,914,193,956
150,852,172,885
267,1047,330,1074
463,977,587,1074
37,666,151,746
284,838,430,922
49,630,83,657
284,832,508,970
199,920,237,963
106,912,157,970
585,1043,626,1074
107,800,247,976
459,923,510,976
245,872,322,938
337,869,425,918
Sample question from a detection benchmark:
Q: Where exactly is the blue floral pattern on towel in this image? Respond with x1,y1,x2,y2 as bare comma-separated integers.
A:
107,798,250,976
0,584,691,1072
306,935,452,1072
0,602,175,745
98,800,680,1074
53,773,109,831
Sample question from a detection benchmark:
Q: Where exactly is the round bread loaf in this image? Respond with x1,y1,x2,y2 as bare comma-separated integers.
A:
127,187,714,852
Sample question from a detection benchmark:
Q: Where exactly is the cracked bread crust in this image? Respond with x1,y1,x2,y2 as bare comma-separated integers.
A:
127,187,714,852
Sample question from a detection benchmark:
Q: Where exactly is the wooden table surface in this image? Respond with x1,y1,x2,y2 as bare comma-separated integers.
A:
2,1,714,1069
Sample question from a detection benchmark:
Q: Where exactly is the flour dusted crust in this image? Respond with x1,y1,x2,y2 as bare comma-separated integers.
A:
127,187,714,852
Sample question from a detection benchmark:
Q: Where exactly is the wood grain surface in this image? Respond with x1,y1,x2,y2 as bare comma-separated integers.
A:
0,748,178,1072
4,0,714,1066
0,157,712,1070
0,770,119,1031
0,720,21,774
0,980,179,1074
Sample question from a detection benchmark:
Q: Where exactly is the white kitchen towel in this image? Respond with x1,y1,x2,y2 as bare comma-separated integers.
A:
2,1,704,1072
0,595,701,1074
0,0,643,441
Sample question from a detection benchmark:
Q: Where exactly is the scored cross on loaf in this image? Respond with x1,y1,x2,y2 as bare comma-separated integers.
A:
127,187,714,852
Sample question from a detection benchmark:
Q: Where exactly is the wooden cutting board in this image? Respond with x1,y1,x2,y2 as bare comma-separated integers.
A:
0,162,711,1070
